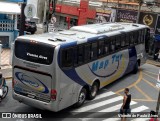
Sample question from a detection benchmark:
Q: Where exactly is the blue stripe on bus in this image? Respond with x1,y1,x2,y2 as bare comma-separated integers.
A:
124,46,137,74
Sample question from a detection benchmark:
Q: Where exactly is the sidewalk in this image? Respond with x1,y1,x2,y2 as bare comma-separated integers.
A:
146,60,160,67
1,49,12,79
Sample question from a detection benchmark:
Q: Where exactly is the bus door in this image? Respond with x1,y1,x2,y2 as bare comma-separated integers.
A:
145,28,150,53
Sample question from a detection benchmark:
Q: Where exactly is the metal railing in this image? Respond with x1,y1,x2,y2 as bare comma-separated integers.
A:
0,20,14,32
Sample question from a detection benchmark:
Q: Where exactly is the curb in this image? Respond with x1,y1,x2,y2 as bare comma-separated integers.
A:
5,76,12,80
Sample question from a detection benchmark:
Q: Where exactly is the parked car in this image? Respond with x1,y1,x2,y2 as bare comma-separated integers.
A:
17,17,37,34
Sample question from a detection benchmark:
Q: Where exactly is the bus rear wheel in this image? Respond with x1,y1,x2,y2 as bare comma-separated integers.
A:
74,88,87,107
88,82,99,100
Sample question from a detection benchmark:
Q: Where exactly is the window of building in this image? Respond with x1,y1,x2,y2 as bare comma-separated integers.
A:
62,48,73,67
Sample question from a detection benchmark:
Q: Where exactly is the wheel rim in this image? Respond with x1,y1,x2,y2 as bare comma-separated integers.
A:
91,85,98,97
78,92,85,104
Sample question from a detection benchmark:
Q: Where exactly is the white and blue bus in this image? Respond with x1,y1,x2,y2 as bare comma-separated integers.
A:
12,23,150,112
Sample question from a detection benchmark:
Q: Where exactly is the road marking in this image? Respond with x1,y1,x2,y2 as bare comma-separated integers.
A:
102,118,120,121
142,78,159,90
131,105,149,112
131,118,150,121
73,96,123,112
81,101,137,121
92,91,115,101
134,85,152,100
143,72,157,80
116,70,142,94
143,70,158,76
99,101,137,112
132,99,157,102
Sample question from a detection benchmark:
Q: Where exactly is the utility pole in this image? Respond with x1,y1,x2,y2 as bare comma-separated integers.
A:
19,0,27,36
136,0,143,23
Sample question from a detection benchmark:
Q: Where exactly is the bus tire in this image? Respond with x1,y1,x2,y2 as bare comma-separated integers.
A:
132,61,138,74
88,82,99,100
74,88,87,108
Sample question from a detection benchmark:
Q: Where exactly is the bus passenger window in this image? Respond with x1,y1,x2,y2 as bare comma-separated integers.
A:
98,40,105,56
121,35,126,48
125,34,129,46
78,46,84,65
141,30,144,43
62,48,73,67
116,36,121,50
91,42,98,60
130,33,134,46
110,39,115,52
138,30,141,43
134,31,138,44
84,44,91,62
105,40,110,54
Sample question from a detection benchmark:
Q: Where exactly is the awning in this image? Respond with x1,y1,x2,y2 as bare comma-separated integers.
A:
0,2,21,14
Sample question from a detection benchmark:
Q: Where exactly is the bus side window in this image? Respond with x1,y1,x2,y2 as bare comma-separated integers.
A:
141,29,144,43
121,34,126,48
105,39,110,54
98,40,105,56
138,30,141,43
110,38,115,52
116,36,121,50
78,45,84,65
134,31,138,44
84,44,91,62
62,48,73,67
73,47,78,66
125,34,129,46
91,42,98,60
130,33,134,46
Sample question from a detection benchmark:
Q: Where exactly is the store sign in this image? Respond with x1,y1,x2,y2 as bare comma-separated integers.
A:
95,9,113,23
155,15,160,35
117,9,138,23
139,12,157,34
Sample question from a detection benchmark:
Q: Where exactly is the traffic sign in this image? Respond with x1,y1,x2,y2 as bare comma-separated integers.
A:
24,4,36,19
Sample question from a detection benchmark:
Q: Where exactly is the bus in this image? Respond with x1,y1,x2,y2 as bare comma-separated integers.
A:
12,23,150,112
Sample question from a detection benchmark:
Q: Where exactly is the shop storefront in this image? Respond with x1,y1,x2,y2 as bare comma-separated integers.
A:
0,1,20,48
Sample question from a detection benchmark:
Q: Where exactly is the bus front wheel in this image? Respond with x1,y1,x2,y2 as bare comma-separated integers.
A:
75,88,87,107
88,82,99,100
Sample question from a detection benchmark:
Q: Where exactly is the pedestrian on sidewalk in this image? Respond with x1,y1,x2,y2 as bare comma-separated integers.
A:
120,88,131,121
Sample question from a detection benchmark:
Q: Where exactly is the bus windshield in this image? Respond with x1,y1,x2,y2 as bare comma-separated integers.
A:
15,39,54,65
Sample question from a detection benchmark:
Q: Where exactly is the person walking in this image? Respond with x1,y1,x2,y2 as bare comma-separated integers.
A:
120,88,131,121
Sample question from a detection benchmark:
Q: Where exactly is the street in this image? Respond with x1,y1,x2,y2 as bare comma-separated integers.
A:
0,63,159,121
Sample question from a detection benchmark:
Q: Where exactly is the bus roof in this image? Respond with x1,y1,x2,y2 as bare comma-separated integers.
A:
17,22,149,46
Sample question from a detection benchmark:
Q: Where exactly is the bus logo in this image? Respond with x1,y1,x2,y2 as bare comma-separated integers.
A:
15,72,49,93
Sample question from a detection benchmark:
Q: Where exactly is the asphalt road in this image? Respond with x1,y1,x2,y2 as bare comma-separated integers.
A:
0,63,159,121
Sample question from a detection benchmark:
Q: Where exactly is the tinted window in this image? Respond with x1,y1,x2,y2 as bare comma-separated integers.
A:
78,45,84,64
62,48,73,67
105,39,110,54
98,40,105,56
91,42,97,60
126,34,130,46
121,34,126,47
138,30,141,43
110,38,116,52
130,33,134,46
116,36,121,50
84,44,91,62
15,39,54,65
